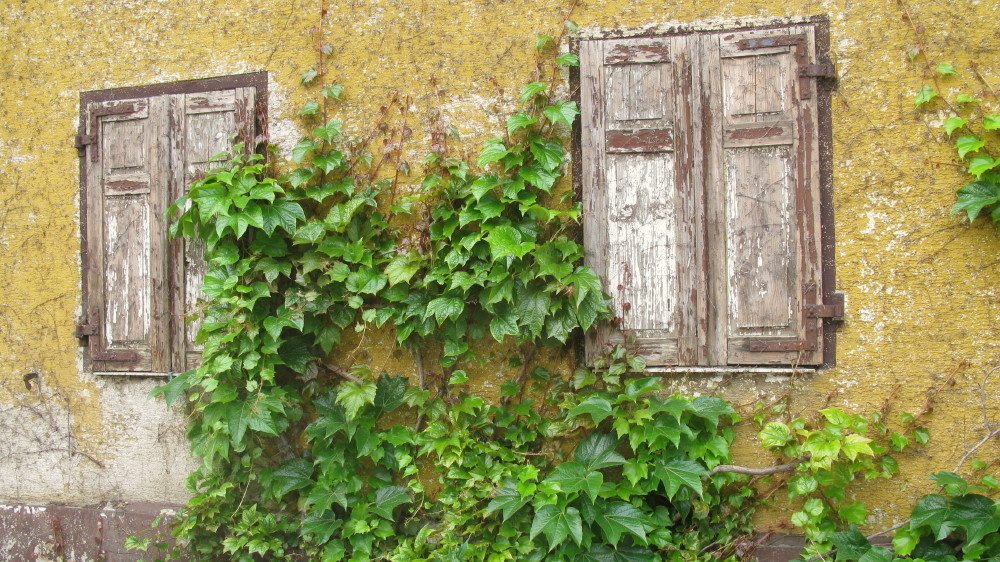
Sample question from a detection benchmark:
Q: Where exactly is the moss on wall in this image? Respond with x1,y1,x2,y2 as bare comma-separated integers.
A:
0,0,997,531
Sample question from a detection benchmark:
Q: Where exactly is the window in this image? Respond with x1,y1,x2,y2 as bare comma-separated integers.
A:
580,20,840,368
76,73,266,374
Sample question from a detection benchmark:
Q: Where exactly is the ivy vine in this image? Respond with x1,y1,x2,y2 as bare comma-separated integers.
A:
123,23,1000,562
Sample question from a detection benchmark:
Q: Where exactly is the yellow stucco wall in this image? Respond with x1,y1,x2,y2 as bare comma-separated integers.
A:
0,0,997,533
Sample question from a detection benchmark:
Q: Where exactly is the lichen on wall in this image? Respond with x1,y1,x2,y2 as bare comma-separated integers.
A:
0,0,996,539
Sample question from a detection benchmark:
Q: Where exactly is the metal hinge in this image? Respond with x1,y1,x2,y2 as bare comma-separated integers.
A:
800,62,836,79
75,323,98,338
75,134,96,148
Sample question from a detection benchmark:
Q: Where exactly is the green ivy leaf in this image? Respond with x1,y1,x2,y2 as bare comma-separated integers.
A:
968,155,999,178
518,164,557,192
273,458,313,495
935,62,956,75
909,493,952,540
520,81,548,105
944,117,967,136
830,525,871,560
930,471,970,496
485,481,529,521
951,180,1000,221
891,526,920,557
983,114,1000,130
593,502,648,545
470,174,499,200
530,505,583,549
336,380,377,420
575,432,626,472
914,85,937,108
297,100,320,116
263,200,305,236
759,421,793,448
507,112,537,135
529,139,565,172
321,83,343,100
301,510,343,544
373,375,407,416
841,434,875,460
838,501,868,525
486,225,535,260
385,254,421,286
425,296,464,323
513,284,551,339
543,100,580,128
488,308,519,342
955,135,985,160
370,486,412,520
313,119,343,142
477,138,509,168
956,93,981,104
292,140,319,164
535,34,554,51
555,52,580,67
857,546,893,562
568,395,614,424
654,458,706,499
545,461,603,501
691,396,735,429
948,494,999,546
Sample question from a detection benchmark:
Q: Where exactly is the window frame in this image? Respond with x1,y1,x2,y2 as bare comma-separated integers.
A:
571,17,839,369
76,72,268,376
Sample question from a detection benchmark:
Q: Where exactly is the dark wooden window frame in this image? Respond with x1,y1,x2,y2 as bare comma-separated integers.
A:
571,17,840,369
76,72,268,376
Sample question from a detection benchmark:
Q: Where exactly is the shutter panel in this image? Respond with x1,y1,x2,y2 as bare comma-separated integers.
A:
83,97,170,372
583,37,699,366
706,27,825,365
168,88,257,371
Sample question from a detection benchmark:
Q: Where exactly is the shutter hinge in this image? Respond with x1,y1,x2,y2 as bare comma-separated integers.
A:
800,62,836,80
806,292,845,321
74,134,96,149
75,323,98,338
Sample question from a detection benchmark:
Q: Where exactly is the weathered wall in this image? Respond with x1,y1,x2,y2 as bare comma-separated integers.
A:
0,0,997,555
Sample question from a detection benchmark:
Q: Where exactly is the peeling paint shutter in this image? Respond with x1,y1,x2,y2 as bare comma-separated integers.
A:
709,27,825,365
82,86,257,373
168,88,257,371
84,97,170,372
582,37,699,367
582,24,830,367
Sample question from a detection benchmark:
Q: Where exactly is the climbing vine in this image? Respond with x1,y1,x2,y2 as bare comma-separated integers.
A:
905,2,1000,231
123,18,1000,562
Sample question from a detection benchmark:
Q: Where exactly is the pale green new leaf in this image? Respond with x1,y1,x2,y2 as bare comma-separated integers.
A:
520,81,548,105
955,135,985,160
983,114,1000,130
556,52,580,67
543,100,580,128
335,380,377,420
968,155,999,177
759,421,793,448
297,100,320,116
914,85,937,108
935,62,956,75
944,116,967,136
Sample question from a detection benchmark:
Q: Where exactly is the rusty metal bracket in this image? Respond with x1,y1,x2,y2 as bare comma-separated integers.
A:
800,62,836,79
74,323,98,338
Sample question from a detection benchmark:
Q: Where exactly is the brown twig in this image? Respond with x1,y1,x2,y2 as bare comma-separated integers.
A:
710,455,810,476
319,362,362,384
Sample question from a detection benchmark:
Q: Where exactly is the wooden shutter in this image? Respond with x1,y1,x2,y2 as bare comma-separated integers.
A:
168,88,257,371
582,37,700,367
82,97,170,372
705,27,826,365
581,24,833,368
81,85,258,373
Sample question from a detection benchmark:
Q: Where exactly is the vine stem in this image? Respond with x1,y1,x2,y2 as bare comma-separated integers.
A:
710,455,810,476
320,362,362,384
